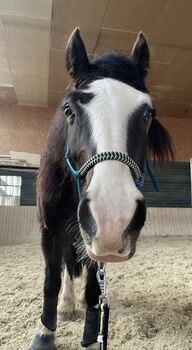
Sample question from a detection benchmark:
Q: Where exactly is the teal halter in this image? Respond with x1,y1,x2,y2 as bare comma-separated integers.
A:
65,144,159,198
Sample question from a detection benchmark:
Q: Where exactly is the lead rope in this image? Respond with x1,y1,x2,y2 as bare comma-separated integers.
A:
96,263,110,350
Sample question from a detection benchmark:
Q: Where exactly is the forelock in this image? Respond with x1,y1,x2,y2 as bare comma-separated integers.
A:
89,52,147,92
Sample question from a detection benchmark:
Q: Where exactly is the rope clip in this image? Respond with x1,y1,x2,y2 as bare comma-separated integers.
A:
96,263,109,305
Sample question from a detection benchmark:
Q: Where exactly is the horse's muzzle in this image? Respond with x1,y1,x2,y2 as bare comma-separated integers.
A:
78,197,146,262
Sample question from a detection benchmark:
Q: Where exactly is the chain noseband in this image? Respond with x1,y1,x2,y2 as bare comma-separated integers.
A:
65,144,146,198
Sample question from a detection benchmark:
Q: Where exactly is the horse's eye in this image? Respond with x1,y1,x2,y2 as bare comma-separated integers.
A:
143,108,155,120
63,104,73,118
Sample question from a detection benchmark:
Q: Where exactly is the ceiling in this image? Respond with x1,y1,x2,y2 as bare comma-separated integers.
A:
0,0,192,118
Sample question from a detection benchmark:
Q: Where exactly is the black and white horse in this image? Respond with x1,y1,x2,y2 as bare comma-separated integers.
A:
29,28,173,350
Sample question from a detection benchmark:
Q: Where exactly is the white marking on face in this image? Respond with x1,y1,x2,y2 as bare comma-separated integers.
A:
84,78,152,153
81,78,152,255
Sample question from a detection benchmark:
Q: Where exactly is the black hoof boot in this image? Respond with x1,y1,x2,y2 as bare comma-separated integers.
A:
28,333,55,350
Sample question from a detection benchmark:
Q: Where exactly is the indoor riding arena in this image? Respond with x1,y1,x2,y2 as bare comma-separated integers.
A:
0,1,192,350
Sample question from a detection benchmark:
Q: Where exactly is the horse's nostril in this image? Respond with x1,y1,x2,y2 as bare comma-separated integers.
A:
126,199,146,234
79,197,97,236
118,247,125,254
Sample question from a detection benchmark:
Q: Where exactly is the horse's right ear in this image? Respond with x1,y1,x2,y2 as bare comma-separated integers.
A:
66,27,90,82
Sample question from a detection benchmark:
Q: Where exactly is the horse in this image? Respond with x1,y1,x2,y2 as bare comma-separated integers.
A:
29,28,173,350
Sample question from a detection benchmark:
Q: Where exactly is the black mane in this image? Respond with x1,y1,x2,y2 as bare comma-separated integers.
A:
91,52,148,92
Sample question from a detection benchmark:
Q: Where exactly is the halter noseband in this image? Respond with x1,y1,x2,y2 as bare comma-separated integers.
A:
65,144,159,198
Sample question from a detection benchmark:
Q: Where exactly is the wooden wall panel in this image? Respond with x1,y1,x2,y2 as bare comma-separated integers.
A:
143,208,192,237
0,206,40,246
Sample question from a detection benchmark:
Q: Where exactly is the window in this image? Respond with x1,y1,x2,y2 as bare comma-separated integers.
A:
0,176,22,206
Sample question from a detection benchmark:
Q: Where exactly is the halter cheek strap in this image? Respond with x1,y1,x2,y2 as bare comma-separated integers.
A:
146,158,160,192
65,145,81,197
65,144,159,198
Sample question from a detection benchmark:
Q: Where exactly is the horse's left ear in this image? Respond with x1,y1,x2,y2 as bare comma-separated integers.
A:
66,27,90,82
131,32,150,78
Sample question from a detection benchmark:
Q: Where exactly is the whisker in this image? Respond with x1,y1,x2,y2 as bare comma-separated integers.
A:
65,219,79,234
65,218,94,266
68,225,80,236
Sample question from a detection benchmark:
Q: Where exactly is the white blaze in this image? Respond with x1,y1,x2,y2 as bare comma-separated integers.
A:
81,78,152,255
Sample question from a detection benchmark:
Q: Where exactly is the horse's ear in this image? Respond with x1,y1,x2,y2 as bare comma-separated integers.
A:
66,27,90,81
131,32,150,78
147,118,174,161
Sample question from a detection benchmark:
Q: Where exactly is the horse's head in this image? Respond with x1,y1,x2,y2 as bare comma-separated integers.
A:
61,28,173,262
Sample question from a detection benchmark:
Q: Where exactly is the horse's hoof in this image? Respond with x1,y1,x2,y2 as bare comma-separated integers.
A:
28,333,55,350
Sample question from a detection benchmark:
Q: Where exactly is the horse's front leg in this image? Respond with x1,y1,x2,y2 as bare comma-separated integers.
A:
57,266,75,320
81,264,101,350
29,228,63,350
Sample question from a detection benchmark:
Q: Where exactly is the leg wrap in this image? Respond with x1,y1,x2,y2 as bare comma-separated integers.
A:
41,297,58,332
81,307,99,347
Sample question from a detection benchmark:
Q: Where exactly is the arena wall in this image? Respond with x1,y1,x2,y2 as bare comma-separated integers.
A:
0,104,191,161
0,207,191,246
